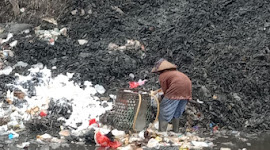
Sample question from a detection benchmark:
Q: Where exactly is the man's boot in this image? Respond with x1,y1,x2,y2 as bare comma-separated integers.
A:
158,120,168,132
172,118,180,133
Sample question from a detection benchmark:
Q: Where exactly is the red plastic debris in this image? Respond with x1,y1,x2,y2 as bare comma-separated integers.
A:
129,82,140,89
39,111,47,117
95,131,121,148
129,79,147,89
89,118,99,127
213,126,218,132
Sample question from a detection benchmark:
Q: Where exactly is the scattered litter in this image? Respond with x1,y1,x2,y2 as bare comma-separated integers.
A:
60,28,67,36
196,99,204,104
42,17,58,25
129,73,135,79
220,148,231,150
88,9,93,15
147,138,159,148
9,40,18,47
80,9,85,16
39,111,47,117
129,79,147,89
95,131,121,148
108,40,143,51
111,6,124,14
112,129,125,139
19,8,25,13
0,66,13,75
23,29,30,34
2,50,14,58
191,141,211,147
49,38,55,45
8,133,14,139
94,84,106,94
37,133,53,142
71,10,78,15
89,118,99,127
59,130,70,137
13,61,28,68
35,28,61,44
78,39,88,45
16,142,30,148
0,33,13,44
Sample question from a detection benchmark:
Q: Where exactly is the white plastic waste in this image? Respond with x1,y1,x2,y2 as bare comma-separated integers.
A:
0,66,13,75
191,141,210,147
138,130,145,139
13,61,28,68
17,142,30,148
112,129,125,138
9,40,18,47
0,33,13,44
0,125,8,135
147,138,160,148
78,39,88,45
220,148,231,150
94,84,106,94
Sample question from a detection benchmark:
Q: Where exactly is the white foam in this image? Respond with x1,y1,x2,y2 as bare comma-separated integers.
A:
3,64,112,132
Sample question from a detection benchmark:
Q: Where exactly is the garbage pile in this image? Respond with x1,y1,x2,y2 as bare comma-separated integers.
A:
0,61,217,149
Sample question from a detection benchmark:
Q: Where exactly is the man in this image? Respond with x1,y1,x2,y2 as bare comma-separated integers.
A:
152,58,192,133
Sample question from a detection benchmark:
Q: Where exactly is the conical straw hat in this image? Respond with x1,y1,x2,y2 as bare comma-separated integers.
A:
151,59,177,73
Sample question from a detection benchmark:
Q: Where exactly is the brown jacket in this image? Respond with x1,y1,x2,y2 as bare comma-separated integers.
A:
159,70,192,100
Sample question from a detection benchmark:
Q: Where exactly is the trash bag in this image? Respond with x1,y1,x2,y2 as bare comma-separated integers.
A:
95,131,121,148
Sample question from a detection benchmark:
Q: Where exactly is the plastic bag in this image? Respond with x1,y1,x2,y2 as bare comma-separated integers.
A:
95,131,121,148
129,79,147,89
89,118,99,127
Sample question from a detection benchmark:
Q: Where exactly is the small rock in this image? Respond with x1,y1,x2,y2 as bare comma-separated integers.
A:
246,143,251,146
78,39,88,45
71,10,78,15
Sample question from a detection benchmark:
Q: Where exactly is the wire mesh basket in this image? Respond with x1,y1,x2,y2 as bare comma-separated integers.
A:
112,89,158,131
